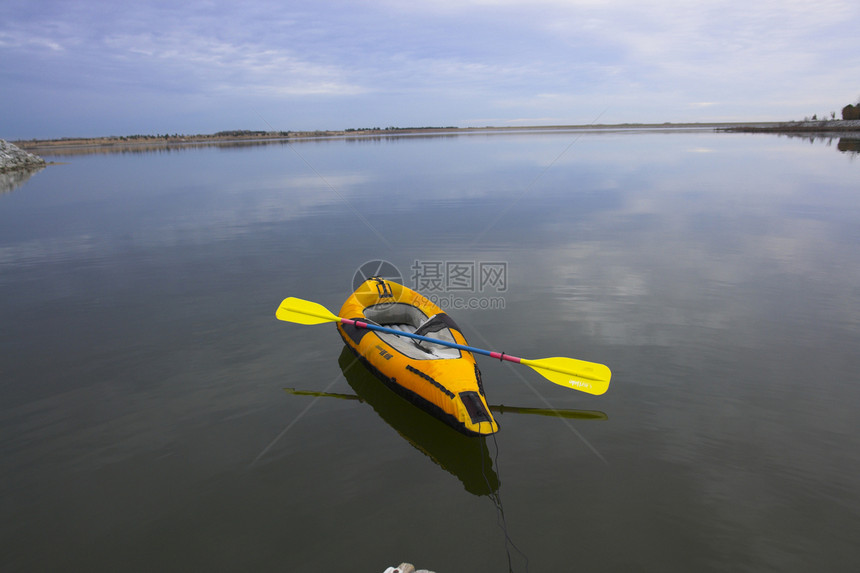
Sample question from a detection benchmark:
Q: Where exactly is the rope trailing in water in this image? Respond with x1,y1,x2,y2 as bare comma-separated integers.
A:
479,433,530,573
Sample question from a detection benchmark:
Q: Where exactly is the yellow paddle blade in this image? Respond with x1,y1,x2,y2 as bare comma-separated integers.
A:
520,357,612,395
275,297,340,325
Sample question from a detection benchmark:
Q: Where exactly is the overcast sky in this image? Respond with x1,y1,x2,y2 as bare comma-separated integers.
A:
2,0,859,139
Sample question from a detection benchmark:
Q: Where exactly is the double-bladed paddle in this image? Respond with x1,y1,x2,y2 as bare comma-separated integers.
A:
276,297,611,395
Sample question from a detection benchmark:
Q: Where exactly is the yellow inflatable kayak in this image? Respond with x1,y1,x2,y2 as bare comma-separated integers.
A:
337,278,499,436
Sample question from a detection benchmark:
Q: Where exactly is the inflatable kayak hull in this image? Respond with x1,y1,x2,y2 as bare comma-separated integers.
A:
337,278,499,436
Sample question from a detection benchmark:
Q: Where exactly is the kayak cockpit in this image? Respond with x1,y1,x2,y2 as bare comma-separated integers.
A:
363,302,461,360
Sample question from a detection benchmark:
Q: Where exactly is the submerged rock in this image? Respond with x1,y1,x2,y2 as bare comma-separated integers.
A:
0,139,47,173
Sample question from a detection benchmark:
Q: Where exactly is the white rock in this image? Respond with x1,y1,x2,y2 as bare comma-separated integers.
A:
0,139,46,172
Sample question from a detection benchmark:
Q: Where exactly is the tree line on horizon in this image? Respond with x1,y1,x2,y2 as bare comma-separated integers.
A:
802,96,860,122
842,96,860,120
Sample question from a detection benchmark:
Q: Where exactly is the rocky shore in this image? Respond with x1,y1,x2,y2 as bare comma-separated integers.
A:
0,139,47,172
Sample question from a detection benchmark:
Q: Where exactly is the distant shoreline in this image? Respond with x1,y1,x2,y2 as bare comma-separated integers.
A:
6,122,763,151
718,119,860,134
14,121,860,153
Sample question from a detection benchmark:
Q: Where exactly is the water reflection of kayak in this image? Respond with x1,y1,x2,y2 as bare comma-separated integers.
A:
336,346,500,496
283,348,609,496
337,277,499,436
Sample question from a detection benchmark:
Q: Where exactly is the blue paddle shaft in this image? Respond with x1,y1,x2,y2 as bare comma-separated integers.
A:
344,318,518,362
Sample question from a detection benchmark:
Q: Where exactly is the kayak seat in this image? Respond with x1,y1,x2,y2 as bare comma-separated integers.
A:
363,303,460,360
414,314,451,336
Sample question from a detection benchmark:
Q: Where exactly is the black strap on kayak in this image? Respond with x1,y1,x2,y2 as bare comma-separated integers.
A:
372,277,393,298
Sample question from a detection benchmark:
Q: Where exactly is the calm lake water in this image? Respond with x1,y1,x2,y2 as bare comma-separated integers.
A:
2,129,859,572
